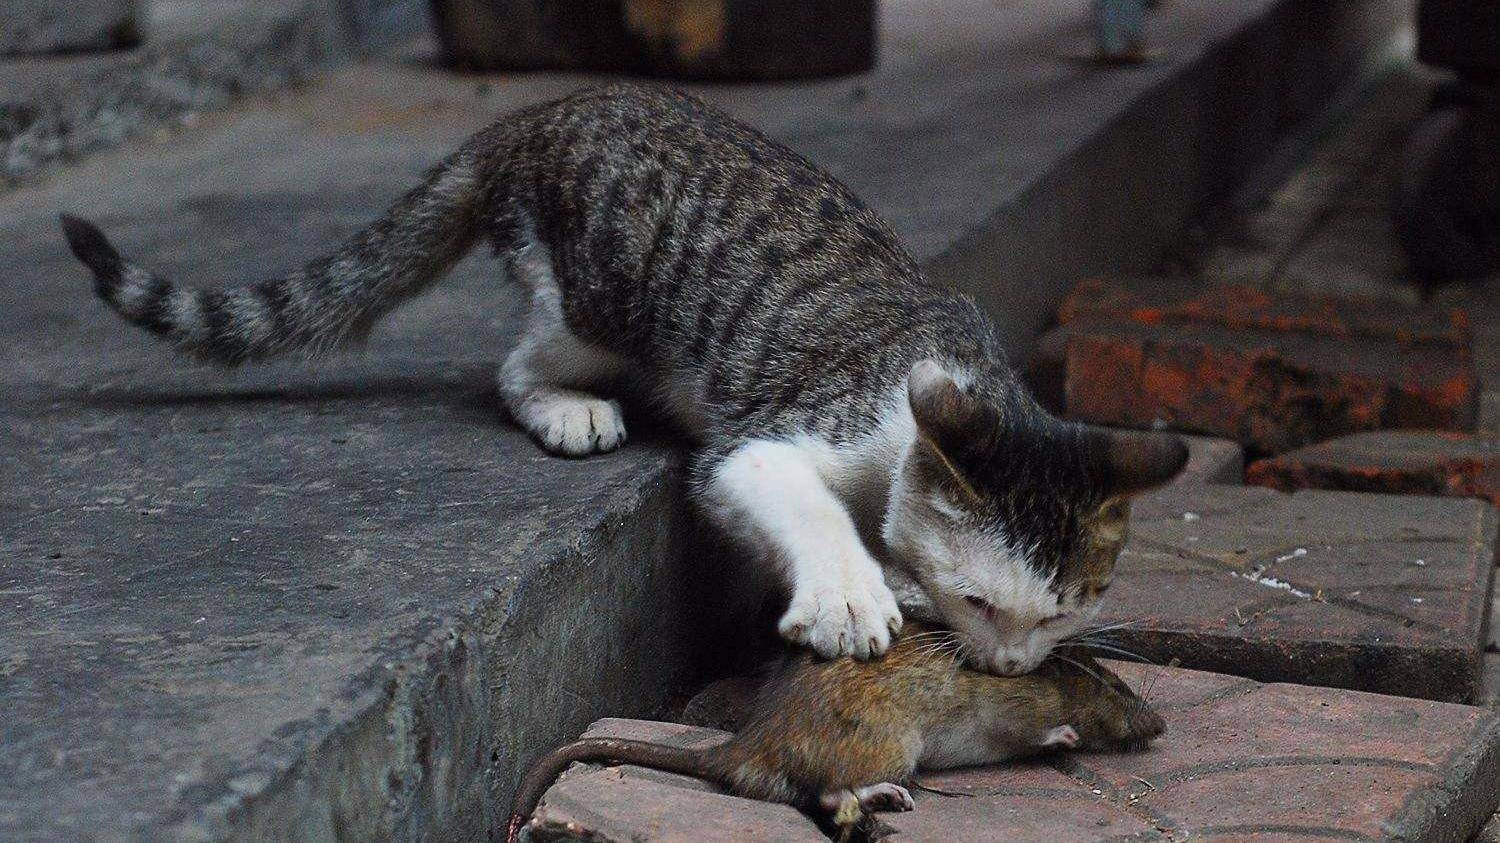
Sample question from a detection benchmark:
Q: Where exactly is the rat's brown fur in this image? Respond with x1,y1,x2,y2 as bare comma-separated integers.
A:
508,624,1163,841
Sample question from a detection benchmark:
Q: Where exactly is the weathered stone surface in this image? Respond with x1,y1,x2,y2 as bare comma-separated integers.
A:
1,0,344,187
1095,485,1497,702
534,670,1500,843
0,0,141,56
0,69,704,843
1247,430,1500,506
1058,276,1472,347
1058,322,1478,453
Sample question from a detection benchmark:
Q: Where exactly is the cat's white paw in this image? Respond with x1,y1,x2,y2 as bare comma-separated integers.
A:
517,393,627,456
779,568,902,660
854,782,915,813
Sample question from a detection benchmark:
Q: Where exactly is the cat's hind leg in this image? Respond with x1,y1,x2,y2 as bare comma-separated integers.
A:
700,439,902,659
499,242,628,457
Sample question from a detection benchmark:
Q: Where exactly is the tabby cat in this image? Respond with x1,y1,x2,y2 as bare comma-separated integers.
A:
60,85,1187,673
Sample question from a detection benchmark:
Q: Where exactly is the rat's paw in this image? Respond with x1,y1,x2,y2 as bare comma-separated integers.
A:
518,393,626,456
779,573,902,660
854,782,915,813
1043,724,1081,749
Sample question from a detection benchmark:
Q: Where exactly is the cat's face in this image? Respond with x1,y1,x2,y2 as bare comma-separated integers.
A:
883,361,1186,676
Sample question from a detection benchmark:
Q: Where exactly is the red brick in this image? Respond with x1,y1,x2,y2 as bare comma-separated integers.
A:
523,719,826,842
1058,276,1472,347
879,762,1159,842
532,685,1500,843
885,663,1500,841
1246,430,1500,506
1096,484,1496,702
1060,322,1478,453
1047,662,1500,843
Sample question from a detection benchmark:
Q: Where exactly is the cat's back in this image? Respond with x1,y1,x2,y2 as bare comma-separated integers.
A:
509,83,810,175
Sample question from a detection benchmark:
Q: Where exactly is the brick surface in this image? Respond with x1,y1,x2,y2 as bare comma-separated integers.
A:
532,673,1500,843
1057,276,1472,346
522,719,826,842
889,663,1500,842
1057,322,1478,453
1247,430,1500,506
1028,277,1480,452
1096,484,1497,702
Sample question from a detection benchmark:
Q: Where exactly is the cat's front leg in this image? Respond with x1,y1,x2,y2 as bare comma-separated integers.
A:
702,439,902,659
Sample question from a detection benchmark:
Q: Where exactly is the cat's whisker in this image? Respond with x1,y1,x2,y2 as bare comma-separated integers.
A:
1064,619,1140,642
899,630,960,644
1052,654,1108,688
1078,642,1156,664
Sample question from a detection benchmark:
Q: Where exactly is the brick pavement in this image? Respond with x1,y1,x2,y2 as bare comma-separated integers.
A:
524,666,1500,842
1100,484,1496,702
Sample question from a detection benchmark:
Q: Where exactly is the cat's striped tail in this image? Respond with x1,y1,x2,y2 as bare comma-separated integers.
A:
59,146,489,365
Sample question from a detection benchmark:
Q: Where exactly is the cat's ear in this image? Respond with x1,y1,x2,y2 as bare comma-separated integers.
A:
1093,428,1190,499
907,360,981,453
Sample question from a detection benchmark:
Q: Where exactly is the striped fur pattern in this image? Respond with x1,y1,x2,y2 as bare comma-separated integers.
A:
61,85,1186,669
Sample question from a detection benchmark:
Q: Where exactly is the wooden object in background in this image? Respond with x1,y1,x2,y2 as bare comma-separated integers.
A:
428,0,876,80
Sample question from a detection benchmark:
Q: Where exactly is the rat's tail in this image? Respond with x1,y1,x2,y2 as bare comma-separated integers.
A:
507,737,715,843
59,140,491,366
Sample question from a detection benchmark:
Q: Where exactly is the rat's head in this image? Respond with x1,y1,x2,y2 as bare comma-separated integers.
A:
1039,644,1166,751
882,360,1188,676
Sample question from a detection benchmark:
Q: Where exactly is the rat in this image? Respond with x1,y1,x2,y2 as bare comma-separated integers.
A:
507,624,1164,841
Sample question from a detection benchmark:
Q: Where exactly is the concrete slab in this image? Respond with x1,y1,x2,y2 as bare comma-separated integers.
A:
0,67,705,843
0,0,346,188
0,0,1416,839
0,0,141,56
1098,485,1497,702
533,668,1500,843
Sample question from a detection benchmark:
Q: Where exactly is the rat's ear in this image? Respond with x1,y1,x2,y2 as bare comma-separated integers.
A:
907,360,981,454
1093,428,1189,499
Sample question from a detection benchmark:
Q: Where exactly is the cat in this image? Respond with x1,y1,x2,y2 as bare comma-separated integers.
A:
59,84,1187,674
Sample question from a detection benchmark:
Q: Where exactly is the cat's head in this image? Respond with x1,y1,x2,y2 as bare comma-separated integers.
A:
882,360,1187,676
